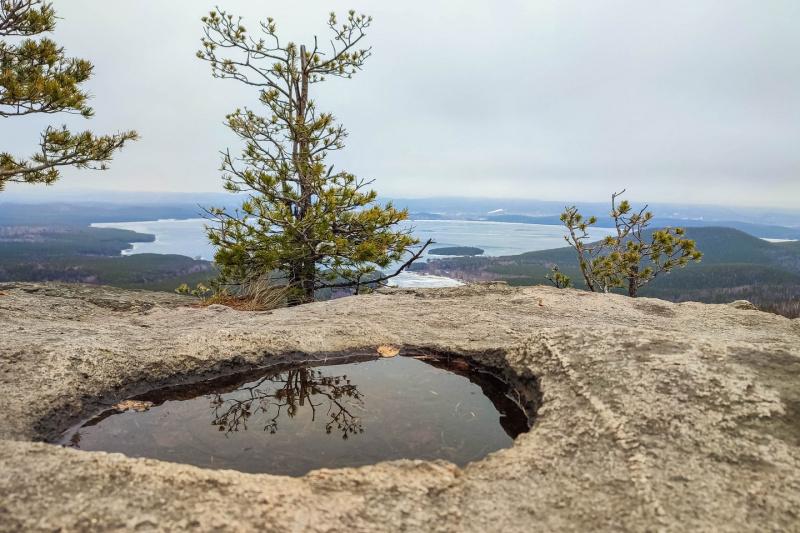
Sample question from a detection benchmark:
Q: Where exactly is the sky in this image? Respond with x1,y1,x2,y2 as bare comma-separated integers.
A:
4,0,800,208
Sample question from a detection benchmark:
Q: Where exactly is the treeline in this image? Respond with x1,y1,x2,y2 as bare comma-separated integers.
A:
645,284,800,319
0,226,153,258
0,226,213,290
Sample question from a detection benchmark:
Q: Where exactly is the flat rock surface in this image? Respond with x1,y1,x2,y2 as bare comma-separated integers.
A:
1,281,799,532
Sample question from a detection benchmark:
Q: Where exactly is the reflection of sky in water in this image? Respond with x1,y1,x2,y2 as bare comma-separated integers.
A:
67,357,528,476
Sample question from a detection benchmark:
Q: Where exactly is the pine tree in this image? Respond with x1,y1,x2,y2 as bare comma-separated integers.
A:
560,190,702,297
198,9,430,303
0,0,137,191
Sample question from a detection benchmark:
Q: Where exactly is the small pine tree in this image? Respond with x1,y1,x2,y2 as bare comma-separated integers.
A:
561,190,702,297
0,0,137,191
545,265,572,289
198,9,430,303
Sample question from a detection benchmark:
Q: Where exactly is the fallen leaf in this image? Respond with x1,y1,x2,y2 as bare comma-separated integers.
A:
113,400,153,412
377,345,400,358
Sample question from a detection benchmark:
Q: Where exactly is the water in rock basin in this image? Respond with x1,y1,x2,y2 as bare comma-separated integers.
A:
61,354,537,476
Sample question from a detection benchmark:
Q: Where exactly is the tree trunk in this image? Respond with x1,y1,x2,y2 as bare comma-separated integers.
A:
300,260,316,302
289,259,316,304
628,265,639,297
289,45,316,304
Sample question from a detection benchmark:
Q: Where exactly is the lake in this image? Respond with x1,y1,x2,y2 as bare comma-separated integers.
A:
92,218,614,288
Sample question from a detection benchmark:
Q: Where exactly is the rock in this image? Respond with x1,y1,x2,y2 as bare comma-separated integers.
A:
727,300,759,311
0,282,799,532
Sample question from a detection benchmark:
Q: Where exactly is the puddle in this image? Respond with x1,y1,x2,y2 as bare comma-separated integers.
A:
59,353,537,476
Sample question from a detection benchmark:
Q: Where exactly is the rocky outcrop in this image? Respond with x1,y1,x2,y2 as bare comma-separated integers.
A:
0,282,798,532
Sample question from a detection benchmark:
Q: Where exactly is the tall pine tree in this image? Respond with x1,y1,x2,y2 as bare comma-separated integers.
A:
0,0,137,191
198,9,430,303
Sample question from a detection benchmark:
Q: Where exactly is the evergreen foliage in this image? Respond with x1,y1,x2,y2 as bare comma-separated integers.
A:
0,0,137,190
429,246,484,256
560,191,702,297
545,265,572,289
198,9,429,303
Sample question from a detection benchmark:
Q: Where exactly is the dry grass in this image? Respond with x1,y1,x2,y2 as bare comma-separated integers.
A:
196,278,289,311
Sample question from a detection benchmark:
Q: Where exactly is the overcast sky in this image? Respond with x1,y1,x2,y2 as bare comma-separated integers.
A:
4,0,800,207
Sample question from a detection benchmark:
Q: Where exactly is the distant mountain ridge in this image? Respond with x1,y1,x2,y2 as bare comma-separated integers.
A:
3,192,799,228
395,196,800,228
0,202,211,226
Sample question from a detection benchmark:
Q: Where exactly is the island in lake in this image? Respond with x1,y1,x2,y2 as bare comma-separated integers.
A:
428,246,484,256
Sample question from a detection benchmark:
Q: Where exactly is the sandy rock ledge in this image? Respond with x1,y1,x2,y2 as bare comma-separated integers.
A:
0,282,799,532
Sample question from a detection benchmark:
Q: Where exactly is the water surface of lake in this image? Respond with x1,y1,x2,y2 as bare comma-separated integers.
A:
92,218,614,288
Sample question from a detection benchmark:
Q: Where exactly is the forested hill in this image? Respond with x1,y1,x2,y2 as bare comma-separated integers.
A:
483,214,800,241
0,226,213,291
511,227,800,269
0,203,217,291
413,227,800,318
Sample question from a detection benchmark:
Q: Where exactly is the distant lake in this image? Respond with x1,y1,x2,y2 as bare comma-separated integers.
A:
92,218,615,288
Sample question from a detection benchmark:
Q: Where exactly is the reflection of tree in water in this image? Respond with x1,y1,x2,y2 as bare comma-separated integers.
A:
209,368,364,439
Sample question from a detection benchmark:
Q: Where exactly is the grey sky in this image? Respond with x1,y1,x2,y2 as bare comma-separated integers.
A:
4,0,800,207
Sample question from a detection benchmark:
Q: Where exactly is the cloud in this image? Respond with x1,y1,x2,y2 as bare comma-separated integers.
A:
4,0,799,207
